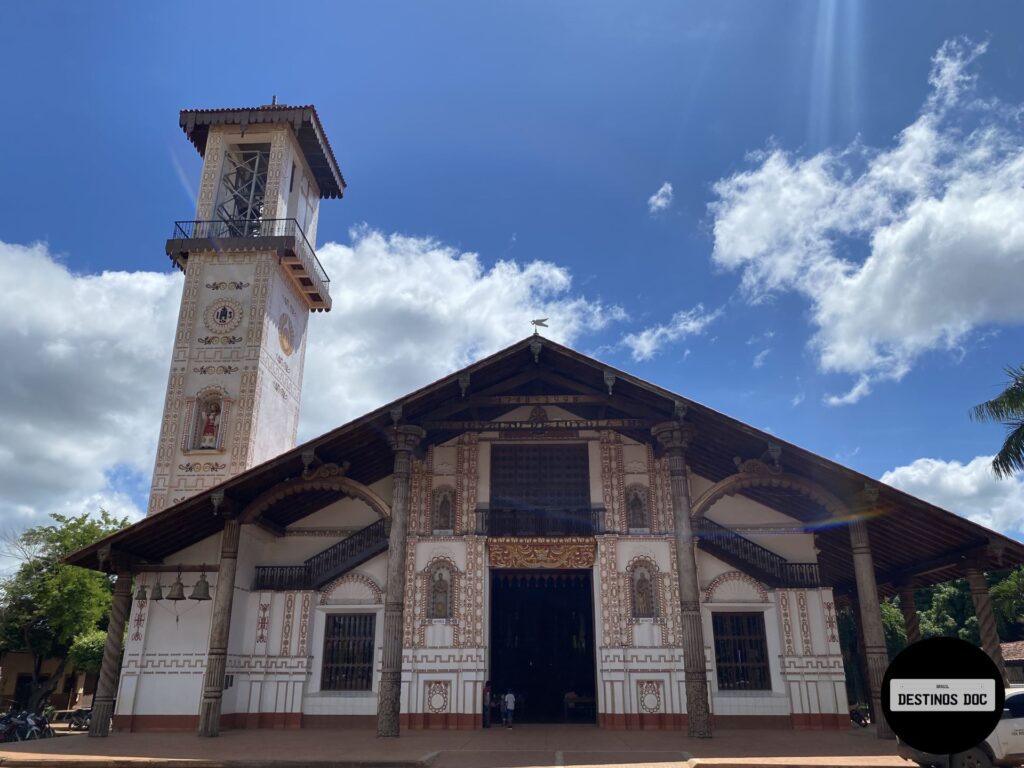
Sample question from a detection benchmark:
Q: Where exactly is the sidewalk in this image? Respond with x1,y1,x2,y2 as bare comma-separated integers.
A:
0,725,913,768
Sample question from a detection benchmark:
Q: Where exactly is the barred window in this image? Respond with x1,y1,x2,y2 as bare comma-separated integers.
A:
321,613,375,691
712,612,771,691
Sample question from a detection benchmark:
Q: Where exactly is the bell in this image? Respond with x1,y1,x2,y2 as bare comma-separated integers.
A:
189,573,212,601
165,575,186,601
150,580,164,601
134,583,148,601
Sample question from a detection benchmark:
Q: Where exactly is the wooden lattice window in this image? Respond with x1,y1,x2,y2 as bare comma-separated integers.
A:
490,444,590,509
321,613,375,691
712,612,771,691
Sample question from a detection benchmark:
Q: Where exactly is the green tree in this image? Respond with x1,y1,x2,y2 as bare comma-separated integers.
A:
919,580,981,645
67,628,108,675
0,511,128,712
971,364,1024,477
991,566,1024,640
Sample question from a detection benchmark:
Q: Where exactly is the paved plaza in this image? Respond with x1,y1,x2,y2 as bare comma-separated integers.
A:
0,725,912,768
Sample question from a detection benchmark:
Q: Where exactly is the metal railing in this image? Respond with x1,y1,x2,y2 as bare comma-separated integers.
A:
475,507,605,537
253,518,388,591
171,218,329,289
694,516,820,587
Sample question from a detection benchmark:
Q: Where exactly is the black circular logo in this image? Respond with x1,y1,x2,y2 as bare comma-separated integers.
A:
882,637,1004,754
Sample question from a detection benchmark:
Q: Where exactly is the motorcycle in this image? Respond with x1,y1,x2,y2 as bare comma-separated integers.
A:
68,707,92,731
850,706,870,728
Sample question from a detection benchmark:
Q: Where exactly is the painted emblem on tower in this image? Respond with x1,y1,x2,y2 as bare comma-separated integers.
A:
204,299,243,333
278,312,296,356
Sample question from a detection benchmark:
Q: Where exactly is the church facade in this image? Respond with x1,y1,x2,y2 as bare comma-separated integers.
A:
68,104,1023,739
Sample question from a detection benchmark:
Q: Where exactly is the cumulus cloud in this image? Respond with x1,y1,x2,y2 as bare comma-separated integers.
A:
0,242,183,538
299,228,624,436
0,231,622,546
753,348,771,368
882,455,1024,540
621,304,721,361
709,38,1024,405
647,181,674,213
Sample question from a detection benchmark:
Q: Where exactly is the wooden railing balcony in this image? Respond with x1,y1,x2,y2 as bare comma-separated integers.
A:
694,516,820,587
475,506,606,537
166,218,331,311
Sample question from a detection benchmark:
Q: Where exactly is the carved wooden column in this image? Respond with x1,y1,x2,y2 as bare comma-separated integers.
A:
898,584,921,645
377,424,426,738
89,570,133,737
848,488,893,739
652,419,712,738
966,565,1008,684
198,518,241,737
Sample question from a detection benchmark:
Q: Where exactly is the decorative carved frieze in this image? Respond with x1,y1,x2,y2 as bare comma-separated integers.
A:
487,537,596,569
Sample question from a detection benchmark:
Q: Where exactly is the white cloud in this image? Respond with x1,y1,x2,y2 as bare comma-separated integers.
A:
621,304,721,362
882,455,1024,540
753,348,771,368
709,38,1024,405
791,392,805,407
647,181,674,214
299,228,624,435
0,231,622,545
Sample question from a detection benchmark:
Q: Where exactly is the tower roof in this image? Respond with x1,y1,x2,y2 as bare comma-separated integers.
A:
179,104,346,199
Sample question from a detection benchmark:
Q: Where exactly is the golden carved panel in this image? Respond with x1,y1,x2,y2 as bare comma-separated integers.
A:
487,537,596,569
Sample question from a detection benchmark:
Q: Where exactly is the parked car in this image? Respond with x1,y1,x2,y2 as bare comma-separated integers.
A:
898,689,1024,768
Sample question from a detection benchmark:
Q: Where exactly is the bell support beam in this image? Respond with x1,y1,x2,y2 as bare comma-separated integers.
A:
652,419,712,739
966,564,1008,684
377,424,426,737
897,584,922,645
197,517,242,737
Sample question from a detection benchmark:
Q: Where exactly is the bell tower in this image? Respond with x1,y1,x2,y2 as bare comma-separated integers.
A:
149,104,345,515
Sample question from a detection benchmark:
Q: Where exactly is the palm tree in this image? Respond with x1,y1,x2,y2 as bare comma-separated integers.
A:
971,364,1024,478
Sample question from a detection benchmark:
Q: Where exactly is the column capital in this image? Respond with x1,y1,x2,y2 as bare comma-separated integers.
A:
651,421,697,452
850,483,880,513
387,424,426,454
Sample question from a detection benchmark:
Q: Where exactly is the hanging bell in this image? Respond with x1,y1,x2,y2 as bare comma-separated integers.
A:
150,580,164,601
165,574,186,601
134,582,148,601
189,572,212,601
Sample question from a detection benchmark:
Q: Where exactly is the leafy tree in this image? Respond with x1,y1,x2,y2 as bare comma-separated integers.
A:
882,598,908,658
0,511,128,712
919,580,982,644
971,364,1024,477
67,628,108,675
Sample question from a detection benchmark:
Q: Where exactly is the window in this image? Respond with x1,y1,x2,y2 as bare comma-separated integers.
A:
1007,693,1024,719
216,143,271,230
626,486,649,531
631,563,657,619
428,566,453,620
321,613,375,691
712,612,771,691
433,486,455,533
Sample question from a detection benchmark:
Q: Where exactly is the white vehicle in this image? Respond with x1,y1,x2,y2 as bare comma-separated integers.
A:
897,689,1024,768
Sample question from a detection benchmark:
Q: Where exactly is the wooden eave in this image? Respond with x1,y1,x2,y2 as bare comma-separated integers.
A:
65,336,1024,592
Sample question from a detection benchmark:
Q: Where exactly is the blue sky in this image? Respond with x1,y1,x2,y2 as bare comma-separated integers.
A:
1,2,1023,543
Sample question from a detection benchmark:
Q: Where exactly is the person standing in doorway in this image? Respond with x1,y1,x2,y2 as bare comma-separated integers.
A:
504,689,516,728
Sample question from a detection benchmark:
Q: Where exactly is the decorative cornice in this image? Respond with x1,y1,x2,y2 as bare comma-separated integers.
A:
651,421,697,452
487,537,596,569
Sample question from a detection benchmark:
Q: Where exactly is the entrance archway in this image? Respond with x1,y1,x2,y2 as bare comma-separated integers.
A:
489,569,597,724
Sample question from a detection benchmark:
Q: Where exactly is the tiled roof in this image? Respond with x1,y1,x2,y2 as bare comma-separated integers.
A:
1002,641,1024,662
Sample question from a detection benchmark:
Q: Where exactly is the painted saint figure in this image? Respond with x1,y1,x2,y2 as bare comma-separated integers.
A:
199,402,221,449
633,565,656,618
430,569,451,619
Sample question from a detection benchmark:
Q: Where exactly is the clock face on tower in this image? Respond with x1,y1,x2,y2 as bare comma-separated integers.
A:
204,299,243,333
278,312,296,356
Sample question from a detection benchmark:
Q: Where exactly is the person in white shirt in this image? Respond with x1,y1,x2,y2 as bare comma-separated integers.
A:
503,690,516,728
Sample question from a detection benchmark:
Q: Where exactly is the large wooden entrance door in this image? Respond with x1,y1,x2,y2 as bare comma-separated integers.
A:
489,569,596,723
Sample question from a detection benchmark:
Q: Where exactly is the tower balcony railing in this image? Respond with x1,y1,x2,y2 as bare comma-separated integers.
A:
167,218,331,310
475,506,606,537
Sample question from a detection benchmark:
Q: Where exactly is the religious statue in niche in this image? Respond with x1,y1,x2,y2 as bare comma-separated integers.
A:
197,401,222,450
626,486,649,530
632,564,656,619
433,487,454,533
429,568,452,620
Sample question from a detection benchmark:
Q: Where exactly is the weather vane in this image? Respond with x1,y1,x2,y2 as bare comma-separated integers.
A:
530,318,548,335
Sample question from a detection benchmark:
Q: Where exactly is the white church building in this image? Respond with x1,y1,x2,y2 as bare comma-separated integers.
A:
68,104,1024,739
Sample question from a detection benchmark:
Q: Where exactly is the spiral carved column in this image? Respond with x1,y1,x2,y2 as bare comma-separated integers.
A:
198,518,241,737
848,493,893,739
898,584,921,644
652,419,712,738
89,571,133,737
377,424,426,738
966,566,1007,684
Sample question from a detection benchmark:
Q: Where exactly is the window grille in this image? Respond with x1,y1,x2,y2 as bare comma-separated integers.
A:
712,612,771,691
321,613,375,691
